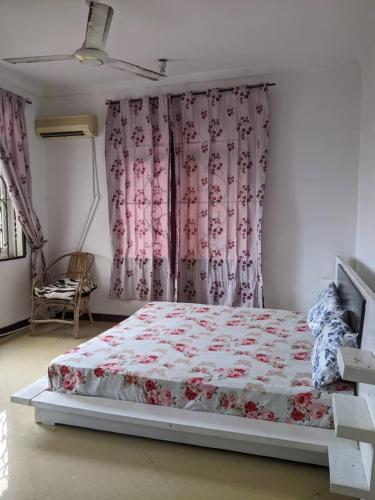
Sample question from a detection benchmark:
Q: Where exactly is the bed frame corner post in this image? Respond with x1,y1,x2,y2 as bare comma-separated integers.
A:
35,407,56,426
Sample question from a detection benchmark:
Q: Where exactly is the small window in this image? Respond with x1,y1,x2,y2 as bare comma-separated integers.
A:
0,175,26,261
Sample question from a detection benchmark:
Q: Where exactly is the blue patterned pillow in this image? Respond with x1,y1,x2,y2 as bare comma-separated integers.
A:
307,282,344,336
311,316,358,388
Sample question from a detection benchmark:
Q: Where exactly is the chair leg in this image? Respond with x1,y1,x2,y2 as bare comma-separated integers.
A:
29,302,37,336
85,297,94,323
29,319,36,336
73,305,79,339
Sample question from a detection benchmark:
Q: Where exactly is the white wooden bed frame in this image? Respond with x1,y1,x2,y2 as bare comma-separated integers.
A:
11,257,375,498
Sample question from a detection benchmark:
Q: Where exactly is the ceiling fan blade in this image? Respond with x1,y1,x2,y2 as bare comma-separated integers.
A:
107,58,167,81
3,55,75,64
84,2,114,50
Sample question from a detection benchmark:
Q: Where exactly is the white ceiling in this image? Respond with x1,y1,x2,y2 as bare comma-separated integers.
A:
1,0,375,95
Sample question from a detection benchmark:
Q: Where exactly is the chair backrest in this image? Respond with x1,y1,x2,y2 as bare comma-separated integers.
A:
65,252,95,280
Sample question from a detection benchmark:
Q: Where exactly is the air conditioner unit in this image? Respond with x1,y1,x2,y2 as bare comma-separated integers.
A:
35,114,98,139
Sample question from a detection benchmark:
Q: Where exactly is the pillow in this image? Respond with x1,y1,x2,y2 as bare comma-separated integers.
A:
311,316,358,388
307,282,344,336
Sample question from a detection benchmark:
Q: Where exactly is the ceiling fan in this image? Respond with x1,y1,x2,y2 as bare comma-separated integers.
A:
3,1,167,81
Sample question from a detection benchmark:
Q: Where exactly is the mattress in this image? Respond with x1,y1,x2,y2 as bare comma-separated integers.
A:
48,302,354,429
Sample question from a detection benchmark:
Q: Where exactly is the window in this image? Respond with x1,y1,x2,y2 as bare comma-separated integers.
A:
0,175,26,261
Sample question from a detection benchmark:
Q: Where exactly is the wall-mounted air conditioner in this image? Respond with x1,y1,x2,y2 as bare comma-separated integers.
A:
35,114,98,139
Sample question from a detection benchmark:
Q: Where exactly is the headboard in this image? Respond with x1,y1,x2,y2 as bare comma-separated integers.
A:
337,263,366,344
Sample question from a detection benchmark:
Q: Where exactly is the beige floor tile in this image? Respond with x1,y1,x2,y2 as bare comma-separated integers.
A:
0,361,9,401
0,398,50,442
0,412,37,500
150,444,350,500
22,427,173,500
1,322,354,500
139,436,189,465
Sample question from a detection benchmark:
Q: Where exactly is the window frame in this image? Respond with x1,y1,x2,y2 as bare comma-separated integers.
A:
0,175,26,262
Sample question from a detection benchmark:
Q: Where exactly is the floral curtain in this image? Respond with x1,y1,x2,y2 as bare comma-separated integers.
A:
0,89,46,276
105,96,174,301
169,85,270,307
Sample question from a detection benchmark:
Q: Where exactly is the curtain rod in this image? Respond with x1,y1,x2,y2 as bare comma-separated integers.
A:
105,82,276,105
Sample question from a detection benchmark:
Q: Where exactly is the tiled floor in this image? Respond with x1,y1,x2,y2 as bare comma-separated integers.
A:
0,322,352,500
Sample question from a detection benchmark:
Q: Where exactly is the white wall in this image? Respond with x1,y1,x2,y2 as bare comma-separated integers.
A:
356,42,375,291
40,64,361,315
0,72,47,328
263,66,361,310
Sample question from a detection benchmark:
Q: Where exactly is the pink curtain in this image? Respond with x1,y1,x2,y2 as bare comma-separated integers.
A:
169,86,270,307
105,96,174,301
0,89,46,276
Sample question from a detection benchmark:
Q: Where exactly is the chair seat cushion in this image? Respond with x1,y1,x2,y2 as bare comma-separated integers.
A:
34,278,97,300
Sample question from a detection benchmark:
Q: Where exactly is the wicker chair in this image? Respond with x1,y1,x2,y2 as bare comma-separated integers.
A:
30,252,96,338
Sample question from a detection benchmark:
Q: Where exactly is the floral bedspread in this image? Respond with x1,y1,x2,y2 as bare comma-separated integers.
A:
48,302,354,429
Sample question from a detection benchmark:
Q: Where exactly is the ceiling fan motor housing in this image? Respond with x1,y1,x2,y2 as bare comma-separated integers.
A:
74,47,109,66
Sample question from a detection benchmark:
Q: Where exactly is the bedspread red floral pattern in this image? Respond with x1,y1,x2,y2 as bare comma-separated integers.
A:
48,302,354,428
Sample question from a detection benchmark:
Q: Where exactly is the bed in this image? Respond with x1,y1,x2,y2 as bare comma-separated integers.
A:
47,302,353,429
11,256,373,472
